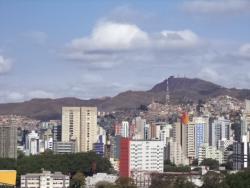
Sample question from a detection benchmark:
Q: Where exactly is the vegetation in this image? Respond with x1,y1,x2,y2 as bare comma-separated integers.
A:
94,177,136,188
164,160,191,172
201,171,226,188
223,170,250,188
70,171,85,188
0,151,112,186
201,169,250,188
95,181,116,188
150,169,250,188
200,159,219,170
150,174,197,188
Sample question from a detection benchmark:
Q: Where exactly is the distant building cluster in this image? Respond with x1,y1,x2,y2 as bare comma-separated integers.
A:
2,94,250,187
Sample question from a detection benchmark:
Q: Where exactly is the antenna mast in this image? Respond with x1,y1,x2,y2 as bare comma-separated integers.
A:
166,78,170,105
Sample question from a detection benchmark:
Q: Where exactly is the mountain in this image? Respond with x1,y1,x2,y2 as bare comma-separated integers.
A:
1,77,250,120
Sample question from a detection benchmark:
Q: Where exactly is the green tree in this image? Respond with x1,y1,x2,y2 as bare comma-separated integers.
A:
200,159,219,170
95,181,116,188
164,160,191,172
150,174,196,188
70,171,85,188
173,176,197,188
0,152,113,187
223,170,250,188
202,171,227,188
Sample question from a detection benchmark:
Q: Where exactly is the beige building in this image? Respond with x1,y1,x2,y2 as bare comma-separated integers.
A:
0,124,17,158
198,143,223,164
182,122,196,160
21,170,70,188
168,141,189,166
62,107,98,152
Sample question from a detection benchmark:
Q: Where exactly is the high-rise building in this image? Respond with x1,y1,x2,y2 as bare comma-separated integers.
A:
119,138,164,177
194,117,206,158
133,117,146,139
25,131,40,156
172,122,182,145
144,124,151,140
242,100,250,142
198,143,223,164
121,121,129,138
61,107,98,152
210,117,231,148
182,122,195,160
52,125,62,142
159,124,172,145
167,140,189,166
120,138,130,177
0,124,17,158
233,135,249,170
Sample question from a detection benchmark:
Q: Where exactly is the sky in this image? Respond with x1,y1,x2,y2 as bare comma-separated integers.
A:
0,0,250,103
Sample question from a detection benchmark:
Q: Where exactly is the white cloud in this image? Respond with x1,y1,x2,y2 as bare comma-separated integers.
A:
0,55,12,74
159,30,200,49
0,91,24,103
239,43,250,58
65,21,202,67
182,0,250,14
198,67,221,82
69,21,149,51
27,90,55,99
0,89,57,103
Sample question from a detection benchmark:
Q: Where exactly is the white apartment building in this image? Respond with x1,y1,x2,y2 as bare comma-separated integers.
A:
61,107,98,152
44,137,53,150
129,140,164,174
168,141,189,166
21,170,70,188
198,143,223,164
211,117,231,147
25,131,40,156
121,121,129,138
159,124,172,145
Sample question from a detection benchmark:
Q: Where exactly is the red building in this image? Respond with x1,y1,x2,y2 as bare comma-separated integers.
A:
119,138,130,177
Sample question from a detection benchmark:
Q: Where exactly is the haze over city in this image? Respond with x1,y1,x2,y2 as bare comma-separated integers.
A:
0,0,250,103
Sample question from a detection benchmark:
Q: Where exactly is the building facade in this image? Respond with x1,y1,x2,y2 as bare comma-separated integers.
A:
25,131,40,156
119,138,164,177
0,124,17,158
21,170,70,188
53,141,76,154
62,107,98,152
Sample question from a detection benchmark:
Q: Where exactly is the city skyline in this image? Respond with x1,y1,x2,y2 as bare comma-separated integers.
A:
0,0,250,103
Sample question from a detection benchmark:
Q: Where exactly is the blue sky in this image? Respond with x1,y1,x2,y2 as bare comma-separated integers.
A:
0,0,250,102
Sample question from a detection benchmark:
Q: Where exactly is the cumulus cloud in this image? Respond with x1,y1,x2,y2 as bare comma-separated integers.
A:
182,0,250,14
69,21,149,51
64,21,202,67
0,55,12,74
